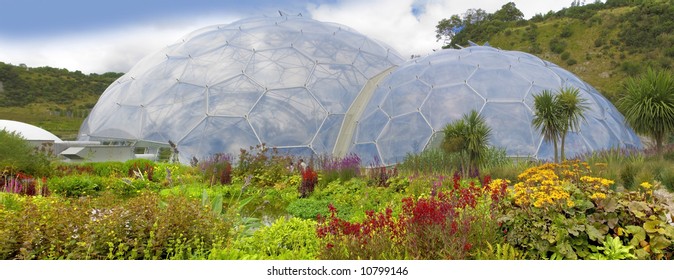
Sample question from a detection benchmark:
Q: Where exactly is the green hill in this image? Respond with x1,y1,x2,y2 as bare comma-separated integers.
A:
0,62,122,139
439,0,674,103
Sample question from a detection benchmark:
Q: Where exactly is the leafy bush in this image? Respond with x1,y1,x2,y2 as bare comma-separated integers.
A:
233,144,291,188
209,217,319,260
47,175,105,197
286,198,351,220
0,193,230,259
199,153,233,186
298,167,318,198
501,161,674,260
0,130,51,177
549,37,567,54
316,176,506,260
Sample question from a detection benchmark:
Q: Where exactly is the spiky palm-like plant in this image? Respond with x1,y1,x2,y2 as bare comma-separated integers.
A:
532,90,563,162
618,68,674,157
442,110,491,176
557,87,588,161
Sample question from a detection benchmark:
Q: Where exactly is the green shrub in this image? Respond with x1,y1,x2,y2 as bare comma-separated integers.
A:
566,58,577,66
657,167,674,193
561,51,571,61
210,217,319,260
90,162,125,177
47,175,105,197
286,198,351,220
0,130,51,177
0,193,230,260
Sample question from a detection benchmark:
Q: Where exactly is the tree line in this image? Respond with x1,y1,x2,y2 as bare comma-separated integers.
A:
0,62,123,107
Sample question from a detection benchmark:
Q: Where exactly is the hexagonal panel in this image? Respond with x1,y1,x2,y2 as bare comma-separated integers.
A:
246,48,315,89
480,102,537,157
307,64,367,114
421,84,484,130
207,75,264,116
311,114,344,155
468,68,531,101
419,62,477,87
249,88,327,147
377,113,432,166
381,80,431,118
178,117,259,163
355,109,389,143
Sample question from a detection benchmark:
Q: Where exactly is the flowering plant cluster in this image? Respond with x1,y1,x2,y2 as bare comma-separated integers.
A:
199,153,233,186
512,163,574,208
316,154,361,185
316,175,506,259
1,171,48,196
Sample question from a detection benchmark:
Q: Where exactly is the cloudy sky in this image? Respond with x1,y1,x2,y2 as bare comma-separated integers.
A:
0,0,582,74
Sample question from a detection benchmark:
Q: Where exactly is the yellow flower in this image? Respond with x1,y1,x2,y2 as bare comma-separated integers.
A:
640,182,653,189
590,192,606,200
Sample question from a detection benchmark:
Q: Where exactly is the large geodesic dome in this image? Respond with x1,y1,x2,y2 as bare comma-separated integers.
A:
79,14,403,162
348,46,642,166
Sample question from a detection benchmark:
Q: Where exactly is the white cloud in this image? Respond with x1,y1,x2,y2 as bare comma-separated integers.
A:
0,1,579,74
307,0,573,59
0,15,240,74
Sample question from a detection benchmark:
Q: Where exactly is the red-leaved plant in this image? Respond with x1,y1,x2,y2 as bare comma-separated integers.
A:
299,166,318,198
316,174,506,259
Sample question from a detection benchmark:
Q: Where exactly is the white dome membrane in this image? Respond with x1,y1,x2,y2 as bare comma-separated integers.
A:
80,15,403,163
348,46,642,166
81,15,640,166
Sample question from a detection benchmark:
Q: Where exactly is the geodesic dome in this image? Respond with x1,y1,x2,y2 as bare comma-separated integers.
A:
1,119,62,142
79,14,403,163
348,46,642,166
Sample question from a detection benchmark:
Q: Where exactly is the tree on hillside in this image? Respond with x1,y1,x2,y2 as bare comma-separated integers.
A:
532,90,563,162
618,68,674,157
442,110,491,176
492,2,524,22
435,14,463,46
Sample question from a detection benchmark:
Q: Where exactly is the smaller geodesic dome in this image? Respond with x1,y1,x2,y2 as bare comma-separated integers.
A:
80,14,403,163
348,46,642,166
0,120,62,142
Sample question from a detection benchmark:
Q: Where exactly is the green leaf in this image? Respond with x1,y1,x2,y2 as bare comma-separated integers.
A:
212,194,223,215
643,220,661,233
607,212,619,229
649,235,671,250
625,225,646,246
585,224,604,242
603,197,619,212
664,225,674,238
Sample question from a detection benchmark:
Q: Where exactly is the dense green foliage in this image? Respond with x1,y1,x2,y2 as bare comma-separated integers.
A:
0,130,51,176
0,62,122,107
2,146,674,260
441,110,492,176
618,68,674,156
437,0,674,103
